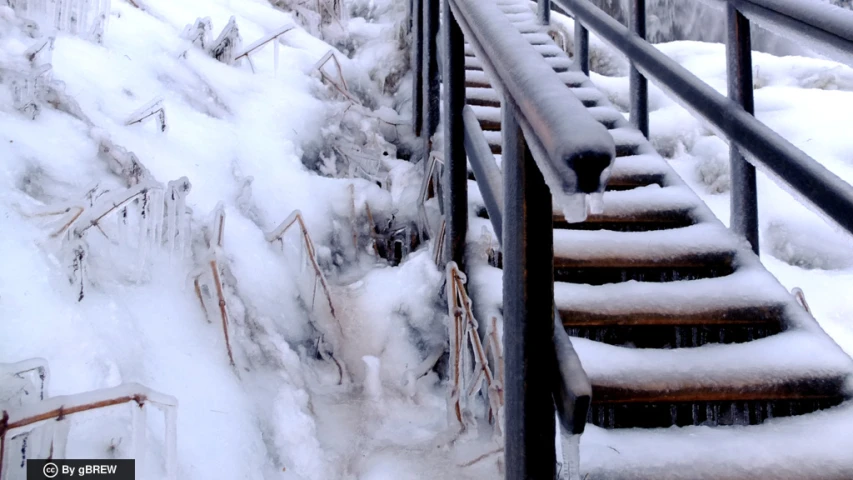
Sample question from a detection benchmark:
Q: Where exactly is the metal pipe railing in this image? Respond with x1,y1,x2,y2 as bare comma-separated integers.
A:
411,0,423,136
726,4,760,253
417,0,614,476
629,0,649,138
464,106,593,439
442,0,467,269
721,0,853,66
554,0,853,240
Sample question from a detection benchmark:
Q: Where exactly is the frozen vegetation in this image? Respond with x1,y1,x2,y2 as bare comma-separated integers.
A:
1,0,852,479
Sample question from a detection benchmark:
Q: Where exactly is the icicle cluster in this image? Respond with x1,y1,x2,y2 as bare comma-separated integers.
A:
4,36,55,119
7,0,111,43
26,136,192,301
0,362,178,480
182,16,242,65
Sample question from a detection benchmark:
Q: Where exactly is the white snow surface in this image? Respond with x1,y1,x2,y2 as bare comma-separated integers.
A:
2,1,853,479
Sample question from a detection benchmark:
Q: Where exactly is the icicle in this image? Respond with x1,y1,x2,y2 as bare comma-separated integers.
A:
51,419,71,459
670,405,678,426
274,40,280,76
565,434,582,480
691,327,698,347
132,402,147,476
555,412,568,480
692,404,699,426
164,405,177,480
362,356,383,401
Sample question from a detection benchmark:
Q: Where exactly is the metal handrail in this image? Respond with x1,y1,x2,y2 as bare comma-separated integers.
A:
553,0,853,243
450,0,615,200
463,105,592,437
412,0,614,477
719,0,853,65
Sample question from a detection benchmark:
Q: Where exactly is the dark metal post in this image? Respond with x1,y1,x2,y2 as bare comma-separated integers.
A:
412,0,423,137
629,0,649,138
574,20,589,76
726,5,759,254
423,0,440,147
502,99,557,480
538,0,551,25
442,0,467,269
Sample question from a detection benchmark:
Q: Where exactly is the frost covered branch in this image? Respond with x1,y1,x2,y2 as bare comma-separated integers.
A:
125,97,167,133
0,382,177,480
182,16,242,65
234,24,296,75
6,0,111,44
313,50,357,103
417,151,443,242
266,210,347,382
190,203,236,366
445,262,504,437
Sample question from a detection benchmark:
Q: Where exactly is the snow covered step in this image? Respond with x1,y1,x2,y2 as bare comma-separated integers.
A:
464,43,563,58
556,270,789,349
481,224,738,284
465,54,572,73
551,224,738,285
465,87,501,107
465,68,586,89
472,182,701,232
466,85,600,109
575,330,853,428
582,402,853,479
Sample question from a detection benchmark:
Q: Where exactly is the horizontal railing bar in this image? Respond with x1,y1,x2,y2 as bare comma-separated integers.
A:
450,0,614,202
554,0,853,236
700,0,853,66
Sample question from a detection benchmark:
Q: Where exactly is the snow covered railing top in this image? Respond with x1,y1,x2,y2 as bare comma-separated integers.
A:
552,0,853,247
449,0,616,216
715,0,853,66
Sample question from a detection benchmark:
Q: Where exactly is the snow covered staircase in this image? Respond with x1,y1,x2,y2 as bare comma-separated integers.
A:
457,0,853,476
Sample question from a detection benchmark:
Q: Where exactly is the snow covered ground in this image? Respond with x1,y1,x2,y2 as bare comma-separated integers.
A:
1,0,852,479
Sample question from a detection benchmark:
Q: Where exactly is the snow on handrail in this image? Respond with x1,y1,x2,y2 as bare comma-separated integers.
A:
449,0,615,203
709,0,853,66
554,0,853,237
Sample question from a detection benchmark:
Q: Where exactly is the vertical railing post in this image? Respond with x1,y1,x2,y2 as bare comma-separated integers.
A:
538,0,551,25
574,20,589,76
411,0,423,138
423,0,440,149
629,0,649,138
502,99,557,480
726,5,759,254
442,0,467,269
